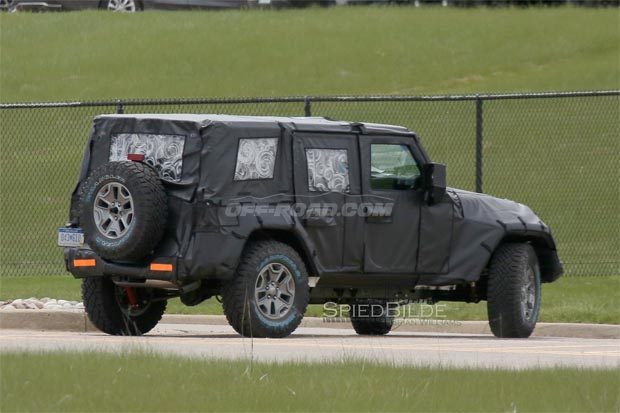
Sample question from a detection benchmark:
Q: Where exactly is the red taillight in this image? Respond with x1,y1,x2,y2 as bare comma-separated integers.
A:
127,153,145,162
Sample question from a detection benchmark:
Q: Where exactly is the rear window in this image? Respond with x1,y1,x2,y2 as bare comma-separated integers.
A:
109,133,185,183
233,138,279,181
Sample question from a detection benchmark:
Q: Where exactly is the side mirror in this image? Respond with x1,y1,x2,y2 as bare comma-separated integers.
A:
422,163,446,205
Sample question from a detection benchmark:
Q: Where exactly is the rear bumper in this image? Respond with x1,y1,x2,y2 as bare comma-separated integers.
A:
64,247,178,281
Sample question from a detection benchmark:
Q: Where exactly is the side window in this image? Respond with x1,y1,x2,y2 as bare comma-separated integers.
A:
370,144,420,190
306,148,350,193
234,138,279,180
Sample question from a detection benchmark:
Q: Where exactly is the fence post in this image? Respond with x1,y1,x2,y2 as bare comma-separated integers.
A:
475,95,483,193
116,100,124,114
304,96,312,117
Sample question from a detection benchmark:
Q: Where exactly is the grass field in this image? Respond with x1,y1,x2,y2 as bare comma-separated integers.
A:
1,352,618,412
1,8,618,101
2,275,619,324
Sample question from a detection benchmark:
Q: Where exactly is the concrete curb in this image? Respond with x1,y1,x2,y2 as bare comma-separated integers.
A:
1,310,619,339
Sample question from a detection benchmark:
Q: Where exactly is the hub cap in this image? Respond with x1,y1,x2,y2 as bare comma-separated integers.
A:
254,263,295,320
93,182,134,239
107,0,136,12
521,267,537,321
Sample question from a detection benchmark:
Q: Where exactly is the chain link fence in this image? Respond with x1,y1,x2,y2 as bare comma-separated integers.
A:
1,91,618,277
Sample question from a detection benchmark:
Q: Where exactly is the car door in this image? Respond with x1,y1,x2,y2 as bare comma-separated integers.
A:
359,136,423,274
293,132,362,273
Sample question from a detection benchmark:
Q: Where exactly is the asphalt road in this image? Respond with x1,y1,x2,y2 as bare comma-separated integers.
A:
1,324,618,369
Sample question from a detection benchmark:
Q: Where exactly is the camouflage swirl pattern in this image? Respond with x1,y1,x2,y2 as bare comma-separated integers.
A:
109,133,185,182
306,148,349,193
234,138,279,180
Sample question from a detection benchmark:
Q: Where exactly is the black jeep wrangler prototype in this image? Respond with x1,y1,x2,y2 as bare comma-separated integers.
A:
60,114,563,338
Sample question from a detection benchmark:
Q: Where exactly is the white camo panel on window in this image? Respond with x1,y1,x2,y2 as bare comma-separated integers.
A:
109,134,185,183
234,138,279,180
306,149,349,193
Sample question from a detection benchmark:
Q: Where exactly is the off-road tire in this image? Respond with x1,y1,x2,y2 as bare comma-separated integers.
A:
350,300,394,335
222,240,310,338
80,161,167,262
487,243,541,338
82,277,166,336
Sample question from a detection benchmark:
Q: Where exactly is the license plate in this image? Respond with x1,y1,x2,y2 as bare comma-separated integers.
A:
58,227,84,247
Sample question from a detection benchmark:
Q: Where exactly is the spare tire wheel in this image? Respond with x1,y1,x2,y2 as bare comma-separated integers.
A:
79,161,168,262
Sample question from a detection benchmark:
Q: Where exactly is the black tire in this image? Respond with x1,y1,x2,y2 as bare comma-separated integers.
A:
487,243,541,338
80,161,167,262
350,300,394,336
222,240,310,338
82,277,166,336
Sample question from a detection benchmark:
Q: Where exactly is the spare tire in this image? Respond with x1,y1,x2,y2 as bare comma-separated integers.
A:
79,161,168,262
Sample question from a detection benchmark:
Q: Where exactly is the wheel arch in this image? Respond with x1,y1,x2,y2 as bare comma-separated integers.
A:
490,232,563,283
244,228,319,278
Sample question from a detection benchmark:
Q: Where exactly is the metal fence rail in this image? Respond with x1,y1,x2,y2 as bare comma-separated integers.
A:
1,91,618,277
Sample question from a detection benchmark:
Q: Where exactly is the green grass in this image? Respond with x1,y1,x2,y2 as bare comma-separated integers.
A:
1,352,618,412
2,275,619,324
1,8,618,101
0,8,618,278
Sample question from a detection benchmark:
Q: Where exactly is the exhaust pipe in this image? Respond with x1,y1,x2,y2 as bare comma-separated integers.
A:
113,279,180,290
112,279,201,294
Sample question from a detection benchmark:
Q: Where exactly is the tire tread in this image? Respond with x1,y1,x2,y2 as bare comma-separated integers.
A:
487,243,539,338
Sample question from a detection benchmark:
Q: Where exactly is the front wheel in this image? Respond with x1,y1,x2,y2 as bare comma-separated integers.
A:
222,240,310,338
82,277,166,336
487,243,541,338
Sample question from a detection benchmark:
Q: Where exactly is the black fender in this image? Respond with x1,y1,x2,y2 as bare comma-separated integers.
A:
494,230,563,283
183,203,323,280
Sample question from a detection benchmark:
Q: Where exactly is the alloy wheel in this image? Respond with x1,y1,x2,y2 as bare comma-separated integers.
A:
93,182,134,239
521,267,537,321
254,262,296,319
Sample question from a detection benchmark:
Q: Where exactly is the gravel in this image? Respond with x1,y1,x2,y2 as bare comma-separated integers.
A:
0,298,84,311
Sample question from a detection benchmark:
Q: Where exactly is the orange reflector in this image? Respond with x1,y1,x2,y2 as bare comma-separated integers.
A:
150,263,173,272
73,259,96,268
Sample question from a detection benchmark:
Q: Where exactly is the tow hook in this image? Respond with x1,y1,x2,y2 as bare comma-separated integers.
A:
124,287,139,308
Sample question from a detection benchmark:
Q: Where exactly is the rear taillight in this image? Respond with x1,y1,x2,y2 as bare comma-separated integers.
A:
127,153,145,162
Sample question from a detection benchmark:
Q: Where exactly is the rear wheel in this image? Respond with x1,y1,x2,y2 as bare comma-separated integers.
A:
487,243,541,338
82,277,166,336
350,300,394,336
79,161,167,262
222,240,310,338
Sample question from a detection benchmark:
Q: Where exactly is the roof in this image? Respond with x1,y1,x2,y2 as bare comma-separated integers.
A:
95,114,413,135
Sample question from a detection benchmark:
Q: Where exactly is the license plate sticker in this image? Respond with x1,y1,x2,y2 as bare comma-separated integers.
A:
58,228,84,247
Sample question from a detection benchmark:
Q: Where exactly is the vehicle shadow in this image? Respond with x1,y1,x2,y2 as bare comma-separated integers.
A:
147,332,498,340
